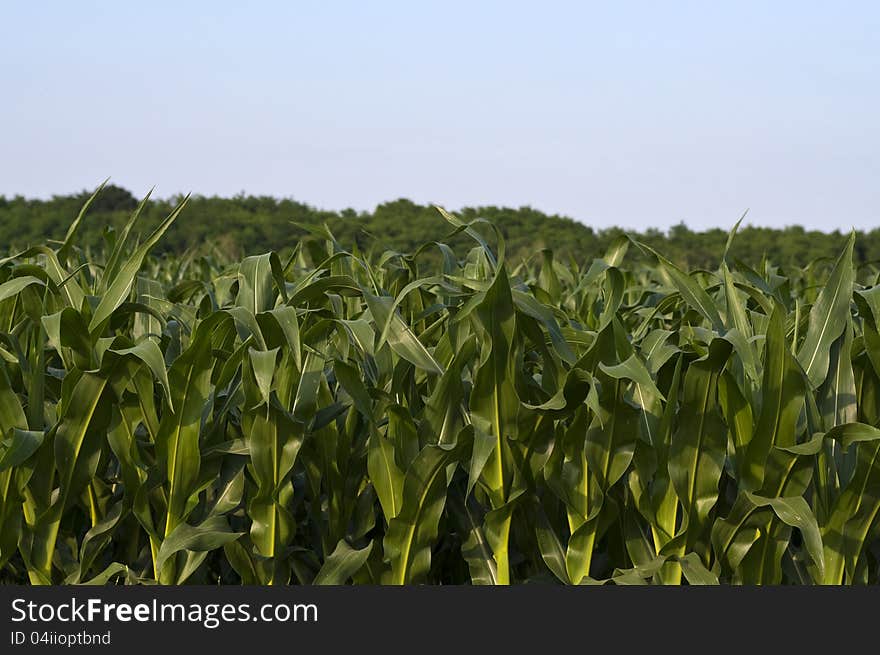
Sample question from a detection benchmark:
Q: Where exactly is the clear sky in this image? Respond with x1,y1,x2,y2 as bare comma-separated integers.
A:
1,1,878,231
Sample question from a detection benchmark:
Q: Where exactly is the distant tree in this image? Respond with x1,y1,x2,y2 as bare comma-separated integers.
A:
73,184,138,213
0,184,872,270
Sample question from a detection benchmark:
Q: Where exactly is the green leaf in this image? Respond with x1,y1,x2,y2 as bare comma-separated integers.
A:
237,253,276,314
745,493,824,578
744,304,806,491
155,516,243,576
364,291,443,375
313,540,373,585
384,443,462,584
368,428,405,522
639,242,725,331
669,338,731,557
797,231,855,388
0,429,44,471
89,195,190,333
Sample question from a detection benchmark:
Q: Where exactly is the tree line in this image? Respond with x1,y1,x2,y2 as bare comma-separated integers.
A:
0,184,872,269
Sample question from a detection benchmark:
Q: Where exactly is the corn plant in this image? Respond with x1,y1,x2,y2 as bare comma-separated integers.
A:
1,185,880,585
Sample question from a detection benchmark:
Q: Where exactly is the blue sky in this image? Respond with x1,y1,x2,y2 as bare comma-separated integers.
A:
1,1,878,231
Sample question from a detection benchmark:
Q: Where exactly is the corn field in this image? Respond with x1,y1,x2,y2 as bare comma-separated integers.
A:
2,187,880,585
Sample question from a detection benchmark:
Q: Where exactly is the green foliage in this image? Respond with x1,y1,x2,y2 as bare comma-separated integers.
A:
0,186,870,270
3,185,880,585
